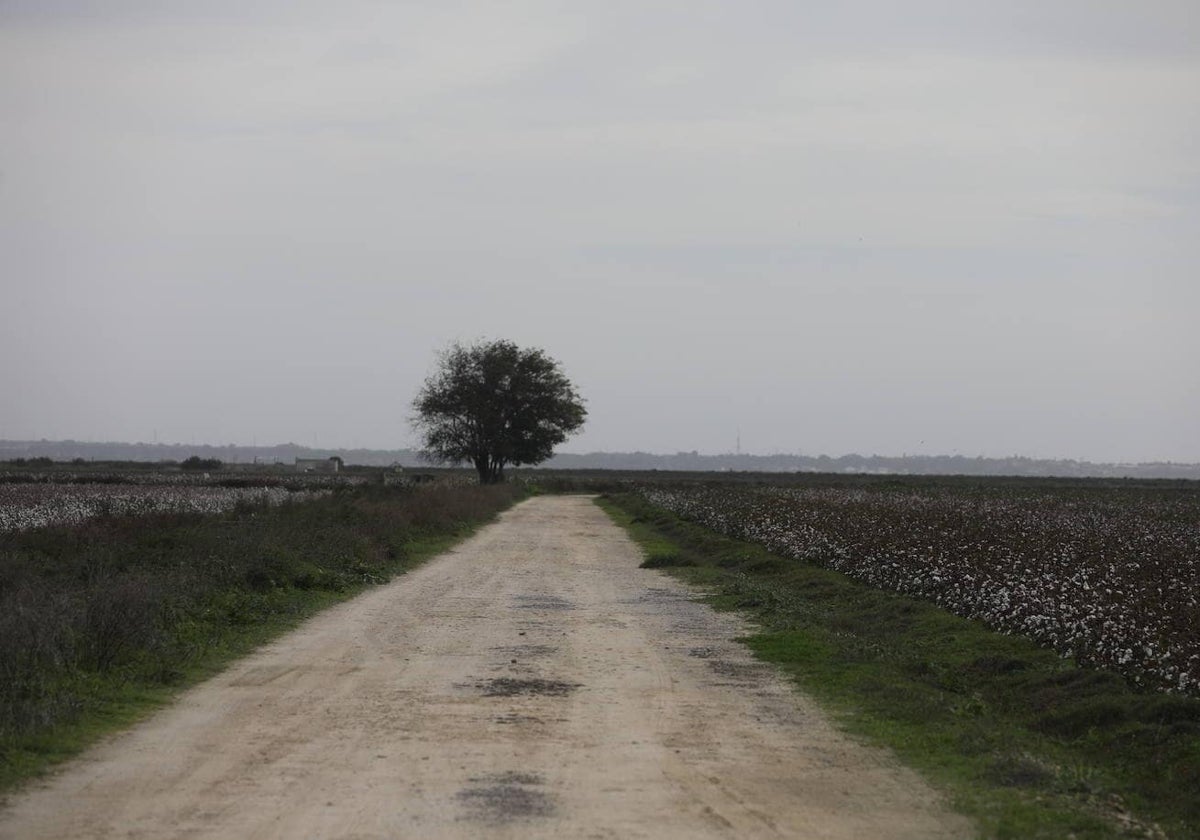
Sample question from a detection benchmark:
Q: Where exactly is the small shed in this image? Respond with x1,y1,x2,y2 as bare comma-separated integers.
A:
295,456,342,474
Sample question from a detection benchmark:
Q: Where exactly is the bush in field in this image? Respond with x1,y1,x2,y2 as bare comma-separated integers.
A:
180,456,223,471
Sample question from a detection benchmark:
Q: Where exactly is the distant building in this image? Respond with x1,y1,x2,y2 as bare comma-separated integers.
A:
295,456,342,474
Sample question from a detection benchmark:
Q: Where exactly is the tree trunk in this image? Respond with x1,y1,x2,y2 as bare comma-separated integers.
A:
473,457,506,484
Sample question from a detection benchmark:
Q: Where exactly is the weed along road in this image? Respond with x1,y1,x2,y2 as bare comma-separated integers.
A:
0,496,970,839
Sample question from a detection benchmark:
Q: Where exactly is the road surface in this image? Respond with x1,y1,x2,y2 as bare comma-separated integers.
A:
0,495,971,839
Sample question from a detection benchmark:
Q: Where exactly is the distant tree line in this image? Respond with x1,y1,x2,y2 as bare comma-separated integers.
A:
180,456,223,471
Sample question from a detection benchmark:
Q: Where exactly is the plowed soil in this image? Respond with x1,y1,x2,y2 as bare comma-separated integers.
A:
0,495,972,839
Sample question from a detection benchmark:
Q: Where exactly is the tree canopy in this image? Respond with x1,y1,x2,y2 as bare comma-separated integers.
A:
180,455,223,471
412,339,586,484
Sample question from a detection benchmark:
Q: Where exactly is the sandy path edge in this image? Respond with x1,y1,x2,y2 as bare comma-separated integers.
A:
0,495,973,839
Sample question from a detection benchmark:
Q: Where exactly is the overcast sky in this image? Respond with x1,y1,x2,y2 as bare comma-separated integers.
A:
2,1,1198,462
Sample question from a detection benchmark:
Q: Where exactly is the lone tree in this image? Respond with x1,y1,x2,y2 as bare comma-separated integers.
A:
412,339,586,484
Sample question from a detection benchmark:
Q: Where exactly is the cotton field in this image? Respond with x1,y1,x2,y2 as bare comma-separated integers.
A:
0,483,330,534
0,470,368,489
639,483,1200,696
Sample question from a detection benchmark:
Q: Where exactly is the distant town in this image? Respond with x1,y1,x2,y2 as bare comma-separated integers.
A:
2,439,1198,480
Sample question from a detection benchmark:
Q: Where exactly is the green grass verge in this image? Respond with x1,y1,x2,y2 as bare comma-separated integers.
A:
0,484,524,793
597,492,1200,840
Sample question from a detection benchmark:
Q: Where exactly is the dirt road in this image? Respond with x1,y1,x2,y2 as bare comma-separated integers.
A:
0,495,971,839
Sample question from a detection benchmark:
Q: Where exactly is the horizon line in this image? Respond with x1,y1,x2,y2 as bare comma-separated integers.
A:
1,438,1197,469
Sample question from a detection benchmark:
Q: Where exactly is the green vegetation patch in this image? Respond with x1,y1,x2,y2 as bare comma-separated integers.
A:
598,492,1200,840
0,482,524,792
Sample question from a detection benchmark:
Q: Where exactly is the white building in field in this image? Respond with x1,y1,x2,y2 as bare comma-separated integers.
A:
295,456,342,473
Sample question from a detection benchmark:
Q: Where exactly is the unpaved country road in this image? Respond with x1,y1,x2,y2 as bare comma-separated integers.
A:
0,496,971,839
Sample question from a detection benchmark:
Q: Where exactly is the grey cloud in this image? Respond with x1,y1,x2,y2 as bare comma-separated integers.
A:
1,1,1197,462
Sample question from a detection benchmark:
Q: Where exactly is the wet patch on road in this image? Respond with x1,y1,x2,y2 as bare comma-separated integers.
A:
477,677,581,697
493,713,546,725
491,644,558,658
621,586,685,606
707,660,769,687
513,594,575,611
457,772,554,822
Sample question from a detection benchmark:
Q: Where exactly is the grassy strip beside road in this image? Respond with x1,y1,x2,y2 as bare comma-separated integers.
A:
598,492,1200,840
0,483,524,792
